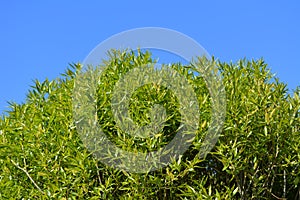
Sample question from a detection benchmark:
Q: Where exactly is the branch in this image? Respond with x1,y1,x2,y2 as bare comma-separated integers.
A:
10,159,44,193
95,161,102,185
270,191,286,200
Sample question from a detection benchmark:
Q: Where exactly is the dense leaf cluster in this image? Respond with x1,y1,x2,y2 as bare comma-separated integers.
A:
0,50,299,199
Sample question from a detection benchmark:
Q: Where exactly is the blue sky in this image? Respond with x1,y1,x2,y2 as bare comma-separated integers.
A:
0,1,299,115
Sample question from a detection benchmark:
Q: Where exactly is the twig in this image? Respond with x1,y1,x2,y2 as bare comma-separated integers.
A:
283,169,286,198
10,159,44,193
95,161,102,185
270,191,286,200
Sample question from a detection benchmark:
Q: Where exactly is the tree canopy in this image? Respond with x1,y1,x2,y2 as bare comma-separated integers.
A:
0,50,299,199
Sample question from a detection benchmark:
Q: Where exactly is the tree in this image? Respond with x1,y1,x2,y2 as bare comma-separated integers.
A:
0,50,299,199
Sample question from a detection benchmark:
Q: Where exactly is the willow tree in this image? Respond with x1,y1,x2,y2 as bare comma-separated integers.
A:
0,50,299,199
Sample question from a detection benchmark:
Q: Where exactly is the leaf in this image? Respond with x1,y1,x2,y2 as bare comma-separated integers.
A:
233,187,239,196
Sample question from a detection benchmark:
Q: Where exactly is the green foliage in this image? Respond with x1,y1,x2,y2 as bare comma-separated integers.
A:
0,50,299,199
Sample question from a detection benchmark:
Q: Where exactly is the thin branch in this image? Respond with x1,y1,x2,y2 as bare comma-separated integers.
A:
283,169,286,198
270,191,286,200
10,159,43,193
95,161,102,185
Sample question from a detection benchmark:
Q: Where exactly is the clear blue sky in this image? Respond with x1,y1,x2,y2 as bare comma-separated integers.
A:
0,1,299,115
